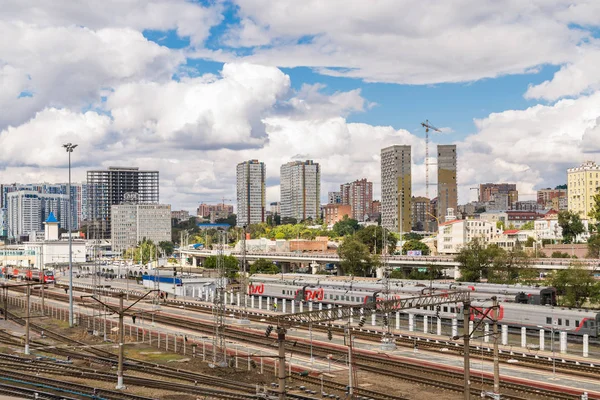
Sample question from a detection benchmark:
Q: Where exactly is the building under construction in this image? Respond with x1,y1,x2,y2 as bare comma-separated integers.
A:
86,167,159,239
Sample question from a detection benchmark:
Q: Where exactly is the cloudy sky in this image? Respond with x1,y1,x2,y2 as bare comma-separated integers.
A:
1,1,600,212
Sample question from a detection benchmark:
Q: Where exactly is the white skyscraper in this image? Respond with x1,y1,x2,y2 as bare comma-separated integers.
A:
381,145,412,233
7,191,42,239
236,160,266,227
280,160,321,221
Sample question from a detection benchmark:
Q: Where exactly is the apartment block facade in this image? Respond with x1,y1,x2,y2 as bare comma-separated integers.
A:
87,167,159,239
339,179,373,221
111,204,171,253
323,204,352,226
567,160,600,219
437,145,458,220
479,183,518,209
236,160,266,227
280,160,321,221
381,145,411,233
537,188,567,208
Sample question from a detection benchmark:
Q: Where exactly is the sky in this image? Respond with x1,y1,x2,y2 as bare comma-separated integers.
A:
1,1,600,213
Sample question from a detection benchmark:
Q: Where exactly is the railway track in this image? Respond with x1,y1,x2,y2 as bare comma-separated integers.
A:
9,284,598,399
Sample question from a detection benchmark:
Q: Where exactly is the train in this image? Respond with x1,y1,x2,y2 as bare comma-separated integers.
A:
249,274,557,305
1,267,55,284
248,276,599,337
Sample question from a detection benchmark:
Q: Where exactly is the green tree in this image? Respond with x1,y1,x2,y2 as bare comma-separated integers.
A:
549,262,600,307
337,236,377,277
551,251,570,258
558,210,585,244
402,239,430,255
587,234,600,258
524,236,535,248
249,258,280,275
158,241,175,256
587,193,600,233
555,184,567,190
332,215,361,237
454,238,498,282
496,221,505,231
487,247,534,284
124,238,157,265
202,255,239,279
520,221,535,230
403,232,423,241
354,225,396,254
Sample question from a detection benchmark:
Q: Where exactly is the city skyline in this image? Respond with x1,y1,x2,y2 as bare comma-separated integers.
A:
1,2,600,212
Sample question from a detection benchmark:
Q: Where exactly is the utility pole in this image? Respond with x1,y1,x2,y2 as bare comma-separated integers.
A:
492,296,500,395
81,290,156,390
347,327,354,399
25,285,30,355
62,142,77,328
117,293,125,389
277,326,286,400
463,300,471,400
238,225,249,324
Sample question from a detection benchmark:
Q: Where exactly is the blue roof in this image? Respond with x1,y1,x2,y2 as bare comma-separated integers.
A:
45,212,58,223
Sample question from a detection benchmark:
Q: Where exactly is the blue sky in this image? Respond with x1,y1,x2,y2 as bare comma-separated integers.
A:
2,1,600,211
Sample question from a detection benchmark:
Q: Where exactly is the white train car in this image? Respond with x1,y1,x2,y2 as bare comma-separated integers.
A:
248,279,598,337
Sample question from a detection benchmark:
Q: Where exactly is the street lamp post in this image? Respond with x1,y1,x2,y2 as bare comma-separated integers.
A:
63,143,77,328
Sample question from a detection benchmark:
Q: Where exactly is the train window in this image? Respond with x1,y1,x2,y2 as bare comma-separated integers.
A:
558,318,562,325
546,317,551,324
282,290,285,294
450,307,455,313
443,306,448,312
565,320,570,327
576,320,580,327
591,321,596,328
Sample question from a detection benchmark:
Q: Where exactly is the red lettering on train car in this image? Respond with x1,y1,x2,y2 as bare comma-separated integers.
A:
249,283,264,295
305,288,324,301
470,305,504,321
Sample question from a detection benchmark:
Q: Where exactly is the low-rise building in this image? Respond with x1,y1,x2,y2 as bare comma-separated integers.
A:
506,211,543,229
171,210,190,222
323,204,352,226
437,219,498,254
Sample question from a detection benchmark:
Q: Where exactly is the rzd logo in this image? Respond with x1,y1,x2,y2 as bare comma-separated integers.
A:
249,283,264,295
304,288,324,301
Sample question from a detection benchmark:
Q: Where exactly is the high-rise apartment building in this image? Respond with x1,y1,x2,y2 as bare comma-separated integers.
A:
437,145,458,220
236,160,266,227
1,183,86,230
270,202,281,215
340,179,373,221
381,145,411,233
411,196,431,231
567,160,600,219
328,191,342,204
7,191,42,239
111,204,171,253
87,167,159,239
280,160,321,221
479,183,518,208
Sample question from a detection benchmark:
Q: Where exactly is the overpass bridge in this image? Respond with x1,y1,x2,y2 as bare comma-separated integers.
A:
180,249,600,272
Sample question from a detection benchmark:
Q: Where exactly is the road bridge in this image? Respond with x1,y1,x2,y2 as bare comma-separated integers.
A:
180,249,600,272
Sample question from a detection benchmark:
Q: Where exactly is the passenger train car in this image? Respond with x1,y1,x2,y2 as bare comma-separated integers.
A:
248,277,597,337
250,274,557,305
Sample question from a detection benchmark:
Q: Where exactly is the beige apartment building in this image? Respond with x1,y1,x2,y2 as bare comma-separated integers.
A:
567,161,600,220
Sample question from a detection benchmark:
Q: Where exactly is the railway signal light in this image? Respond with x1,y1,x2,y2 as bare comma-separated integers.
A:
383,315,388,327
265,325,274,337
327,329,333,341
358,316,366,328
250,360,257,369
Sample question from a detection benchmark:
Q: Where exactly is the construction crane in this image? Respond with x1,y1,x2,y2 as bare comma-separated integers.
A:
420,120,442,200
